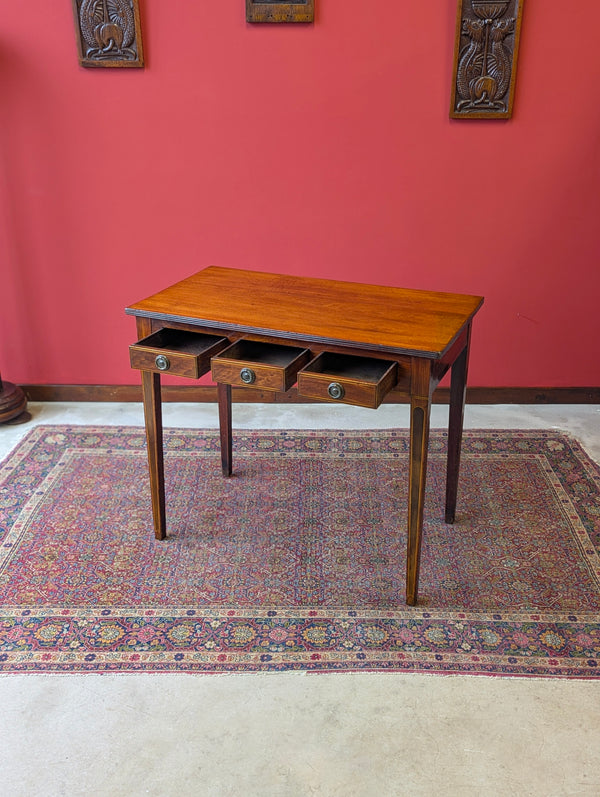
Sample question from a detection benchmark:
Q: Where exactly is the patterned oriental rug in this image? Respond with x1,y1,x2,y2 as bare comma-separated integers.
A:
1,425,599,678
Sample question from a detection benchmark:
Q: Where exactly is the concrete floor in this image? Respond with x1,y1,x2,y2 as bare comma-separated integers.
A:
1,402,599,796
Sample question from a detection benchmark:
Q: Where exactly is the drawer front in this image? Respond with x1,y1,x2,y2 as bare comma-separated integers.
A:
130,329,229,378
297,353,398,409
211,340,311,392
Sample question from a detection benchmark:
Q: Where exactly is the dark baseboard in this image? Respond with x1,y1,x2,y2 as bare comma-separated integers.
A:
22,384,600,404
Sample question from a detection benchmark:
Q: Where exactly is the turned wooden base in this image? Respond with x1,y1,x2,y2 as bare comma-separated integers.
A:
0,381,29,424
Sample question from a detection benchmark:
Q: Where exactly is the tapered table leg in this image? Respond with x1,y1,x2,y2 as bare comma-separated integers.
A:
406,359,433,606
141,369,166,540
217,382,232,476
445,324,471,524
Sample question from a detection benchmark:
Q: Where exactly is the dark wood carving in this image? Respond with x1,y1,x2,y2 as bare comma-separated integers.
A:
0,371,29,425
246,0,314,23
72,0,144,68
450,0,524,119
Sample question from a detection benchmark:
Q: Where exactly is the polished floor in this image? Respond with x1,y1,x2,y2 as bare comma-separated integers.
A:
1,402,599,796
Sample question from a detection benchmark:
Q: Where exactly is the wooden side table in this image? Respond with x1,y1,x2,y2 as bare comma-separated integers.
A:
127,267,484,605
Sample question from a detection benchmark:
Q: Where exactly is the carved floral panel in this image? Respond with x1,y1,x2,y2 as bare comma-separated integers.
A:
450,0,524,119
72,0,144,68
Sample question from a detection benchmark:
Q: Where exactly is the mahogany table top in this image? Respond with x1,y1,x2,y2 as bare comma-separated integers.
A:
126,266,484,359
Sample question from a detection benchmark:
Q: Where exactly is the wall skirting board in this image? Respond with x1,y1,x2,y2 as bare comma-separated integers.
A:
22,385,600,404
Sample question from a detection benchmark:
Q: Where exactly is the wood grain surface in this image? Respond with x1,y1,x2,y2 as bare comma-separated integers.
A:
126,267,484,358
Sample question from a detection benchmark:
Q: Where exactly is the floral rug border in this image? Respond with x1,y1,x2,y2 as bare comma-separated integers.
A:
1,425,599,677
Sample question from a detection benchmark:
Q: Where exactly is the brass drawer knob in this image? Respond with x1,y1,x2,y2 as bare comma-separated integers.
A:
240,367,256,384
155,354,170,371
327,382,345,400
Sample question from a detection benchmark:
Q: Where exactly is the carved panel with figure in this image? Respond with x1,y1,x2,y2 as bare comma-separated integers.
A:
450,0,524,119
72,0,144,68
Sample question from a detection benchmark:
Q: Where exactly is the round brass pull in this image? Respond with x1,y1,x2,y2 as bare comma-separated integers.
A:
155,354,170,371
327,382,345,400
240,367,256,384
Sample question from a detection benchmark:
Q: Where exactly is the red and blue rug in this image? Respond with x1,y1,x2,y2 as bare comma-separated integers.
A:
1,425,599,677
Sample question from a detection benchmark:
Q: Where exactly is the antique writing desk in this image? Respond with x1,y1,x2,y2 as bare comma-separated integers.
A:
126,267,483,605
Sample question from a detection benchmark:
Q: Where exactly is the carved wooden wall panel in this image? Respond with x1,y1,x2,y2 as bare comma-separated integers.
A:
246,1,314,23
450,0,524,119
72,0,144,68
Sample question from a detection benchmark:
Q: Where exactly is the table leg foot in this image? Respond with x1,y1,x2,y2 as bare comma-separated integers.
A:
217,383,232,477
141,369,166,540
445,325,471,526
406,402,430,604
406,361,433,606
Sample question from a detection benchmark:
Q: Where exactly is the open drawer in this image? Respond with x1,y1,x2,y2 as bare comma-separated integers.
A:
211,339,311,392
297,352,398,409
130,328,229,378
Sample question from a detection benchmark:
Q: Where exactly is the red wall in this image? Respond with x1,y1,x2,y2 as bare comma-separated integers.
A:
1,1,599,388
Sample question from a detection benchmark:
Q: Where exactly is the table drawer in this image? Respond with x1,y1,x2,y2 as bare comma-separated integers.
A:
297,352,398,409
130,329,229,378
211,339,311,391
